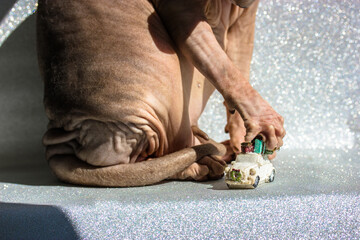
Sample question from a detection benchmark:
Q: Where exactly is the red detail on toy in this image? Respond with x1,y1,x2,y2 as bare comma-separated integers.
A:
242,145,254,153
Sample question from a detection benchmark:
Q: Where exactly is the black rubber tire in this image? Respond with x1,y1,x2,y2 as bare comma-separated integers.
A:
253,176,260,188
268,170,275,182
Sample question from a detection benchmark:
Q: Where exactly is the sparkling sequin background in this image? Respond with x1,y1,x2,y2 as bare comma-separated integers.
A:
0,0,37,44
0,0,359,151
0,0,360,239
199,1,360,151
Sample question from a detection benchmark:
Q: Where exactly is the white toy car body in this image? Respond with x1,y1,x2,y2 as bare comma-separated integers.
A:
225,153,275,189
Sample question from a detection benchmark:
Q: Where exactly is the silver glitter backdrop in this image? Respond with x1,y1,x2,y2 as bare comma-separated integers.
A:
199,0,360,151
0,0,37,44
1,0,360,239
0,0,359,151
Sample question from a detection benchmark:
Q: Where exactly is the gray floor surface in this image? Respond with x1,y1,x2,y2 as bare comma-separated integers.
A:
1,149,359,239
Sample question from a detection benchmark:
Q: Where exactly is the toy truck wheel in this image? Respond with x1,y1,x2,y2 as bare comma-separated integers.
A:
252,176,260,188
268,170,275,182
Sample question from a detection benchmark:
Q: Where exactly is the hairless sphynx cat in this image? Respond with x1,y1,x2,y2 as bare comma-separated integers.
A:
36,0,285,186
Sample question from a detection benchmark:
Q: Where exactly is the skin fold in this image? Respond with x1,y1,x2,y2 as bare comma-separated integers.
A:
36,0,285,186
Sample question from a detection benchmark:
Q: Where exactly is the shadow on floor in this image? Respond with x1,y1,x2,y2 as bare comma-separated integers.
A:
0,12,53,186
0,202,80,240
0,13,47,169
0,160,61,186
